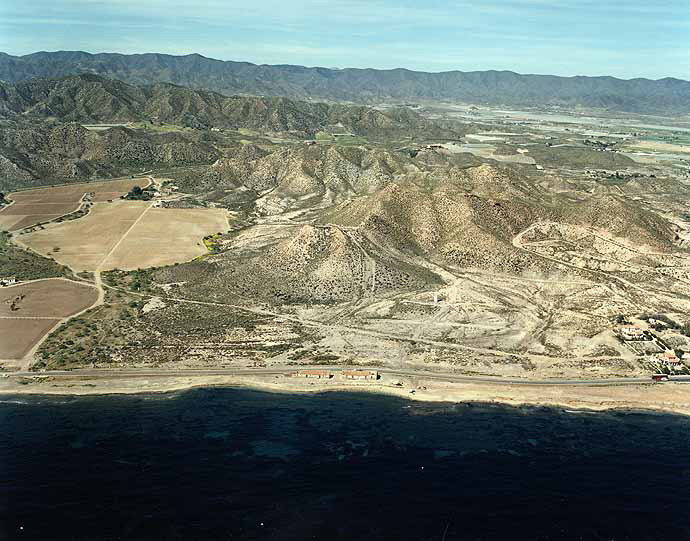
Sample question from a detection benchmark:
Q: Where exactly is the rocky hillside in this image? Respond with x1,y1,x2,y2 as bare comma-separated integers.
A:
0,74,452,137
169,143,415,216
2,51,689,114
179,225,441,304
0,120,218,187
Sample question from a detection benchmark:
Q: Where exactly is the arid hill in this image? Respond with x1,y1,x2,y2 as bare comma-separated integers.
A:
0,74,453,137
0,120,218,187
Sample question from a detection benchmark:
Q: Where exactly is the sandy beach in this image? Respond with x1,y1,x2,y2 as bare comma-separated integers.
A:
2,372,689,416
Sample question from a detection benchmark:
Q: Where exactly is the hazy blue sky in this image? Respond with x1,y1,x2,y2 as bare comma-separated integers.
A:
2,0,689,80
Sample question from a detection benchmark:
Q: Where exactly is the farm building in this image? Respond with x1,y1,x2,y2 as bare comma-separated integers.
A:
293,370,332,379
657,350,681,366
617,324,644,340
342,370,379,381
0,276,16,286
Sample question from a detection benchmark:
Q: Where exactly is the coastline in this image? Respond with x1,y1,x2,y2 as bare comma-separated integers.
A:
2,372,690,416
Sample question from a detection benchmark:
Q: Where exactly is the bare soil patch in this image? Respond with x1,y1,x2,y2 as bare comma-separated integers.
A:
0,318,60,359
0,279,98,318
2,203,77,215
21,201,150,271
0,279,98,360
21,203,227,272
101,208,228,270
0,178,145,231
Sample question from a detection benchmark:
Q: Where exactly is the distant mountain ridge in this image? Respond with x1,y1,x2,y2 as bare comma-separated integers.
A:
1,51,690,114
0,74,451,137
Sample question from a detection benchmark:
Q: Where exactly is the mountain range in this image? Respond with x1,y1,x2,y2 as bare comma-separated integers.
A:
2,51,690,114
0,74,451,137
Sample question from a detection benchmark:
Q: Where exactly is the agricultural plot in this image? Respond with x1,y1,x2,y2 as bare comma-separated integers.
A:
0,278,98,361
0,178,146,232
21,202,228,272
21,200,150,271
0,319,60,360
101,208,228,270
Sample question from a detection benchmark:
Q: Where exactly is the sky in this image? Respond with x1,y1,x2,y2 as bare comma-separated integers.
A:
1,0,689,80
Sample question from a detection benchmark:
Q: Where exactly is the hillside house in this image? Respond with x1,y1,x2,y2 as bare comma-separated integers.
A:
0,276,16,286
618,324,644,340
658,350,681,366
293,370,332,379
342,370,379,381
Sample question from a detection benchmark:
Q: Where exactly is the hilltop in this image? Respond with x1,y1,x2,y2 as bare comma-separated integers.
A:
2,51,690,114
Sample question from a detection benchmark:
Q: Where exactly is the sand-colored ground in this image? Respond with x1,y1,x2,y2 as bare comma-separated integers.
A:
0,178,145,232
1,373,689,416
101,208,228,270
0,279,98,360
21,202,228,272
628,140,690,154
0,319,60,359
21,200,150,271
0,279,99,318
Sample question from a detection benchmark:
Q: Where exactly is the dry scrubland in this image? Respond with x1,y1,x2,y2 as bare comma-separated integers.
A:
0,279,98,361
20,202,227,271
0,178,143,231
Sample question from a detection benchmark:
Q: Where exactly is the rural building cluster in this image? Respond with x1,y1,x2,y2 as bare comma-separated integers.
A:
291,369,379,380
0,276,17,286
615,319,690,376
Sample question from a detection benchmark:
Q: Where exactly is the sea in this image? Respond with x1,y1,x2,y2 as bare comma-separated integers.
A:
2,388,690,540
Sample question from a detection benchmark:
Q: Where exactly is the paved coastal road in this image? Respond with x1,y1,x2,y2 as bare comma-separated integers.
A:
4,366,690,386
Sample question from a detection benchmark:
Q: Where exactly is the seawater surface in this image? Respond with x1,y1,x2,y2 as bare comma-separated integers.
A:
2,388,690,540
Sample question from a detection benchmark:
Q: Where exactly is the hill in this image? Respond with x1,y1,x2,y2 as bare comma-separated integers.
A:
0,120,218,188
0,74,452,137
2,51,690,114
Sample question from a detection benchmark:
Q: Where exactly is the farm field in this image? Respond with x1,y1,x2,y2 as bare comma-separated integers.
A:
101,208,228,270
0,278,99,361
21,202,228,271
0,178,146,232
0,319,60,360
626,140,690,154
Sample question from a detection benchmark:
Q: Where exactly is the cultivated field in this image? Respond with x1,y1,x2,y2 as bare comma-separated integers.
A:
21,202,228,271
0,319,60,360
0,278,99,361
0,178,146,232
101,208,229,270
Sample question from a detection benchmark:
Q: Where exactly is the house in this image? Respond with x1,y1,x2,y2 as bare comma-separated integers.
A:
0,276,16,286
342,370,379,381
618,324,644,340
293,370,332,379
658,350,681,366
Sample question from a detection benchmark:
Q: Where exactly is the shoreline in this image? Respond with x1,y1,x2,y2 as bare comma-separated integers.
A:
2,373,690,416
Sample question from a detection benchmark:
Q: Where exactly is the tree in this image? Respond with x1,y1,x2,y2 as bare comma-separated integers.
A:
131,185,143,196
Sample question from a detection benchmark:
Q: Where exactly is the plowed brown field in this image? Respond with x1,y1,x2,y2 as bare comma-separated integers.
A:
0,279,99,360
21,202,228,271
0,178,147,232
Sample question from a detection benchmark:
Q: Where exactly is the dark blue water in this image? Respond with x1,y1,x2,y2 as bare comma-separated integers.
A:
2,389,690,540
